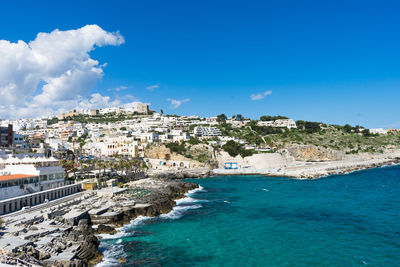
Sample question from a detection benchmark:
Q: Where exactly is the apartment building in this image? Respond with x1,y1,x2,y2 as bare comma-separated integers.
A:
193,127,222,137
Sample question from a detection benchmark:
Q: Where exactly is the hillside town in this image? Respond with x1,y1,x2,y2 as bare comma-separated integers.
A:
0,102,400,266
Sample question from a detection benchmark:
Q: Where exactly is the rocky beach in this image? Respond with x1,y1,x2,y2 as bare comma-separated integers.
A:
0,179,198,267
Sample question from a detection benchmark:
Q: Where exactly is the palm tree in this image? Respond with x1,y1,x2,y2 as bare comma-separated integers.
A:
61,160,74,179
132,159,142,173
98,162,105,177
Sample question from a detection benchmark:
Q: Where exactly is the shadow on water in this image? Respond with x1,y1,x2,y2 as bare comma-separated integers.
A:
118,239,216,267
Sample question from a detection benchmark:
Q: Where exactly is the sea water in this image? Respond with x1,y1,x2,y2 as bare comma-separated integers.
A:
97,165,400,266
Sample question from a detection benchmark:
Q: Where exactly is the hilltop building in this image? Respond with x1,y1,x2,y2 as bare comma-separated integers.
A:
257,119,297,129
369,128,387,135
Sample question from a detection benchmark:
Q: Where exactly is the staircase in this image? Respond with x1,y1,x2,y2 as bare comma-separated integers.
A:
25,185,39,194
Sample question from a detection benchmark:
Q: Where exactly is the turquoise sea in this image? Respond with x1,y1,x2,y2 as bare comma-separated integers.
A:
98,166,400,266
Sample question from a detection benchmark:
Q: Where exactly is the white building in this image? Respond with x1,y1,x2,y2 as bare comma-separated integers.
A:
369,128,387,135
0,153,65,200
257,119,297,129
194,127,222,137
13,133,28,149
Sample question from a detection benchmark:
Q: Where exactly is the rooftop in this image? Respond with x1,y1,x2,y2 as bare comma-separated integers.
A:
0,174,37,181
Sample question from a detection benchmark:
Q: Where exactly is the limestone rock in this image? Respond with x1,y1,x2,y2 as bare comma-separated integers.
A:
287,145,344,161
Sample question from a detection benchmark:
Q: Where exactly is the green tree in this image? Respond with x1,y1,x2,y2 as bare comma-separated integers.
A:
296,120,321,133
166,142,186,155
217,114,227,123
188,138,200,145
61,160,74,179
343,124,352,133
222,140,255,158
260,115,288,121
362,129,371,137
235,114,244,121
222,140,241,157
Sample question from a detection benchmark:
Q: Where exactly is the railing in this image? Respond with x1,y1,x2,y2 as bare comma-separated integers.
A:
0,254,40,267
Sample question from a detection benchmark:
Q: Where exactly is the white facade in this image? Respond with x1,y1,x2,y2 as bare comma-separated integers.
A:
147,158,191,170
194,127,222,137
88,136,139,157
0,155,65,200
369,128,387,135
257,119,297,129
13,133,28,149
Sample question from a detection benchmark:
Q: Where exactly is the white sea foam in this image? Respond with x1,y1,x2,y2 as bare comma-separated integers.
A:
123,215,155,232
97,244,126,267
97,231,127,240
96,185,206,266
176,196,209,205
159,204,202,220
187,185,206,195
130,215,154,226
261,188,269,192
175,197,199,205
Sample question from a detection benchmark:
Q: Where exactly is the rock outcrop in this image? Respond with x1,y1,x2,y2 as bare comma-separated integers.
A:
287,145,344,162
150,169,211,179
145,144,207,168
215,151,294,169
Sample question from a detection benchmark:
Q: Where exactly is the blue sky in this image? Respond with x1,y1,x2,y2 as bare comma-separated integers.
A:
1,0,400,128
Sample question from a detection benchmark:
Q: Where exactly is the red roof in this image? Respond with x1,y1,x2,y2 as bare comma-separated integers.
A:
0,174,37,181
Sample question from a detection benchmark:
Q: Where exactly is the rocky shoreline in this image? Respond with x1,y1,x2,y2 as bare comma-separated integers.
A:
277,157,400,179
2,158,398,266
212,157,400,179
93,179,198,266
0,179,198,267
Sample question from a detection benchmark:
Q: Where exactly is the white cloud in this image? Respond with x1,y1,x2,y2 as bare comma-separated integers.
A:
146,84,159,91
0,25,125,119
250,90,272,101
112,85,129,92
167,98,190,108
76,93,122,110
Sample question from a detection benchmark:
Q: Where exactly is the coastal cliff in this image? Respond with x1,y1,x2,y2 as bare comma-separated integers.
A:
286,145,345,161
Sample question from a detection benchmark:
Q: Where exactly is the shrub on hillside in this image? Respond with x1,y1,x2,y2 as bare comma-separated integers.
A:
222,140,255,158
